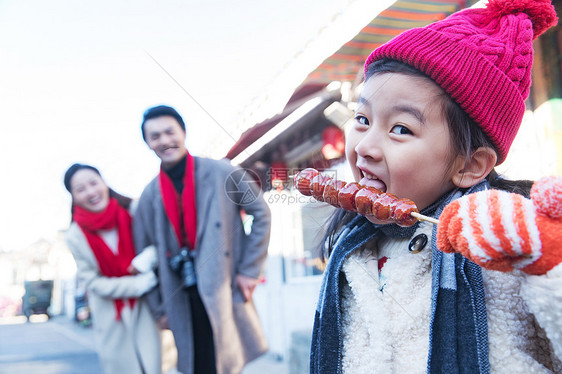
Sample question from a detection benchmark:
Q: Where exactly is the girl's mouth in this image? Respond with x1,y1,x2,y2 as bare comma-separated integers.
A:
359,171,387,192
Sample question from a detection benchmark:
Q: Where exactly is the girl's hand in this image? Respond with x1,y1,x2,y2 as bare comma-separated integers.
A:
437,176,562,275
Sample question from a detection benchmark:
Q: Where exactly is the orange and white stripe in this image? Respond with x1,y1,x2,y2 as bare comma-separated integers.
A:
455,190,542,269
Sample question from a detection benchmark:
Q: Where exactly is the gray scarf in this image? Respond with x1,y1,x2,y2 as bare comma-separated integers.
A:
310,181,490,374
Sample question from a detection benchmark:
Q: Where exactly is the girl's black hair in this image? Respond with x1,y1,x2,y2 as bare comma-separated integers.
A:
320,59,533,259
64,163,133,220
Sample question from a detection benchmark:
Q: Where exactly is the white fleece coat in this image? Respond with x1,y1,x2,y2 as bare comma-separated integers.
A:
341,223,562,373
65,217,162,374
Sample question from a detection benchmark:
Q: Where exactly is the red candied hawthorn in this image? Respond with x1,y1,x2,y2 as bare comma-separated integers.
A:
392,198,419,227
310,174,333,202
338,182,363,212
323,179,347,207
372,192,399,221
355,186,382,216
294,168,319,196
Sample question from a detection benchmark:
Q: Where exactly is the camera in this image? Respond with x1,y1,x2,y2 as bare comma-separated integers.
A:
168,248,197,288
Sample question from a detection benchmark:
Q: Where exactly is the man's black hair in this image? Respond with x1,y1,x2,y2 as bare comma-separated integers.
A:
141,105,186,141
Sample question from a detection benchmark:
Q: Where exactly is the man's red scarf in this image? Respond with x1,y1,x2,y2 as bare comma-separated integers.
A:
159,150,197,250
73,198,136,320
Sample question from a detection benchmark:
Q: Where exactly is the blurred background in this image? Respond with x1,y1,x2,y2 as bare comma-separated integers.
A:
1,0,561,373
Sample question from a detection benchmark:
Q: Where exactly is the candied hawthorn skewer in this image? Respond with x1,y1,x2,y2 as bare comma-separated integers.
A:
294,168,438,226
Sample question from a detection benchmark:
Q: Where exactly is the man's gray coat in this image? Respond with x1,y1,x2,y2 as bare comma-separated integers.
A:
133,157,271,374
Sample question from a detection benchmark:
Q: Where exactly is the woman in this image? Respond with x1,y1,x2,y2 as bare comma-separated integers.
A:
64,163,161,374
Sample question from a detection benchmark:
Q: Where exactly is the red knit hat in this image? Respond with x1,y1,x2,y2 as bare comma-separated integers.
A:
364,0,557,164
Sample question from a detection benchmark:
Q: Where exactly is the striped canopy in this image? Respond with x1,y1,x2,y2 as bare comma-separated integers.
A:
301,0,473,86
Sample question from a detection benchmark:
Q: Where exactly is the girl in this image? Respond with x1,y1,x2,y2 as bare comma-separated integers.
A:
64,163,162,374
310,0,562,373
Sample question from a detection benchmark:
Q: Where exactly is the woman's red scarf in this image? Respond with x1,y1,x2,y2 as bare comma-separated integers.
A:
73,198,136,320
159,150,197,250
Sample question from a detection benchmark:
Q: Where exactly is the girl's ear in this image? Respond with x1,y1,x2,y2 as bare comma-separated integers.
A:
451,147,497,188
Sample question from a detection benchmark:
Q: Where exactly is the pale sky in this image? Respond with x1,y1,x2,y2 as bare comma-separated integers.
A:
0,0,393,251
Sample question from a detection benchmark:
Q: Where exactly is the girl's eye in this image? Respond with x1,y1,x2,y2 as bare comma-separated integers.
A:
355,115,369,126
390,124,412,135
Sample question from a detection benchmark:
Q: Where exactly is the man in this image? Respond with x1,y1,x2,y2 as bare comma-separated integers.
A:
133,105,271,374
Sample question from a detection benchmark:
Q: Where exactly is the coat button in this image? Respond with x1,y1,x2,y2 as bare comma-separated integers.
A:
215,222,221,228
409,233,428,254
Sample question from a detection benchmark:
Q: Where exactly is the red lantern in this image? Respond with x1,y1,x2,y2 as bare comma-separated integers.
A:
270,161,288,190
321,125,345,160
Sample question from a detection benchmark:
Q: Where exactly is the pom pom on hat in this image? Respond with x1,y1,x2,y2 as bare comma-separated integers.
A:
531,176,562,218
364,0,558,164
486,0,558,39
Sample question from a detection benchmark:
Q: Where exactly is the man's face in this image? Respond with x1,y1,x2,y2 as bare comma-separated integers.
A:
143,115,187,168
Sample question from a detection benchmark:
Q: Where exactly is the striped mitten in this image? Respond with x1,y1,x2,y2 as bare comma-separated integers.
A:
437,176,562,275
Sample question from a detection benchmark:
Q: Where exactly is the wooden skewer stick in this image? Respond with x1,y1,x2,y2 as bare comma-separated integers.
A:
411,212,439,225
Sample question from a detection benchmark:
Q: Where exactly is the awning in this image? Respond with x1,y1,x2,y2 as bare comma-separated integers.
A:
225,83,328,161
226,0,472,162
301,0,469,86
228,85,342,166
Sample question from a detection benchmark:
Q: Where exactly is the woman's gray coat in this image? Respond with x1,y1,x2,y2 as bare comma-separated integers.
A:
133,157,271,374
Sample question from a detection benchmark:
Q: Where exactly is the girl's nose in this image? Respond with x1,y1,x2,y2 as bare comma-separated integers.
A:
355,129,383,161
